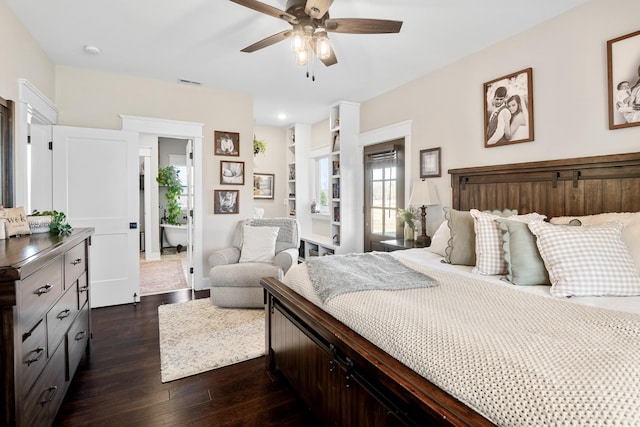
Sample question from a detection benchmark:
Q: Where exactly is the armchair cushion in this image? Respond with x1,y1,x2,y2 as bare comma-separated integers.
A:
239,225,279,263
209,247,240,267
274,247,299,273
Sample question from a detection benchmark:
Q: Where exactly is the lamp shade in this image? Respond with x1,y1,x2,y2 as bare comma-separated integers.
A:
408,179,440,207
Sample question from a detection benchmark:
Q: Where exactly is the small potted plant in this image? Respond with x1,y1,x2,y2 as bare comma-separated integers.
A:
156,165,183,225
253,136,267,156
397,207,417,241
30,210,73,235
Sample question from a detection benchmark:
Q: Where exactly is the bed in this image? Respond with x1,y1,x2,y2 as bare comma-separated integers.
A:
260,152,640,426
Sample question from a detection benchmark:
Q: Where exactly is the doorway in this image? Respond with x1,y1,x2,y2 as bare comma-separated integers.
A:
121,115,204,294
139,137,193,295
363,139,405,252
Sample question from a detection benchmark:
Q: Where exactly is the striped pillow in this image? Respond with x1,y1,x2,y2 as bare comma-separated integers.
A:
527,221,640,297
470,209,546,275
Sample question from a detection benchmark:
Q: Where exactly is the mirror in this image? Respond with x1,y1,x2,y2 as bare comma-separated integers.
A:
0,96,14,207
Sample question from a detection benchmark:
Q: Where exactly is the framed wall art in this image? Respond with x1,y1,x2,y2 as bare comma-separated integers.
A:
253,173,275,199
220,160,244,185
214,189,239,214
419,147,441,178
607,29,640,130
483,68,534,148
214,131,239,156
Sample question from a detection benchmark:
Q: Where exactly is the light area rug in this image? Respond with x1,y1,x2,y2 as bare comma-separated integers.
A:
158,298,265,383
140,258,188,295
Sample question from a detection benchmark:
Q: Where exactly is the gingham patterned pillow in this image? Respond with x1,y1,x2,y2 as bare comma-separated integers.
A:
527,221,640,297
470,209,546,275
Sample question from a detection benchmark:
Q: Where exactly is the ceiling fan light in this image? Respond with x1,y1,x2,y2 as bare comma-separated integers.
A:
316,33,331,60
295,49,309,66
291,26,305,52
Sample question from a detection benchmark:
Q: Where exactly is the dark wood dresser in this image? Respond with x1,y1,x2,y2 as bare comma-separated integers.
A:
0,228,94,427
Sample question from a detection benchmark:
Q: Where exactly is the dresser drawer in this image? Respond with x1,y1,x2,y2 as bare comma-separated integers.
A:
64,242,86,290
20,319,48,397
21,342,66,427
46,285,80,357
19,257,63,331
77,272,89,309
67,307,90,381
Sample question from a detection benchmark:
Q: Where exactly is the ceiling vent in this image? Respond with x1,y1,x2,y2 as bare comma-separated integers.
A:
177,78,202,86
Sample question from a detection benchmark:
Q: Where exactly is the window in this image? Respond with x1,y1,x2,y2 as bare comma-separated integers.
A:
312,155,330,214
168,154,188,210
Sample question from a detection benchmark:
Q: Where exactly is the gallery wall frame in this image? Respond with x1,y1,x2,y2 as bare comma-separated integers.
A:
607,29,640,130
483,68,534,148
419,147,441,178
253,173,275,199
214,131,240,156
220,160,244,185
214,189,239,214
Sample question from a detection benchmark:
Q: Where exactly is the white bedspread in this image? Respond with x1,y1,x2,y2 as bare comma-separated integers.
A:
283,249,640,426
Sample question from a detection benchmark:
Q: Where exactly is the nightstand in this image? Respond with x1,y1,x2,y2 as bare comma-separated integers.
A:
380,239,430,252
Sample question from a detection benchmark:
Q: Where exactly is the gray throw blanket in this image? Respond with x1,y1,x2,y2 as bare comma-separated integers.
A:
305,252,438,303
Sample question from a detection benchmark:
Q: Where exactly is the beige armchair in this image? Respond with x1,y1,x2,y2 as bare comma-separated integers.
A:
209,217,300,308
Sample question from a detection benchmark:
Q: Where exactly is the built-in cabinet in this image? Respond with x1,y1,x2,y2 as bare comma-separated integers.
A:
287,126,297,217
294,101,360,261
0,228,94,426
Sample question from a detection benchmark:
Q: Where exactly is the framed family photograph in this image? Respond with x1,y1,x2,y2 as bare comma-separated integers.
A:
420,147,441,178
220,160,244,185
214,189,239,214
253,173,275,199
214,131,239,156
483,68,534,148
607,29,640,130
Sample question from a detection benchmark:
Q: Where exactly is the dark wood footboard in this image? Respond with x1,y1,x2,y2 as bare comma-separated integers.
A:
261,277,494,427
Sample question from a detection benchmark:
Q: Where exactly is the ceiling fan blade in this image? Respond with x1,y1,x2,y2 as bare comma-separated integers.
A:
241,30,292,53
230,0,298,24
319,49,338,67
324,18,403,34
304,0,334,19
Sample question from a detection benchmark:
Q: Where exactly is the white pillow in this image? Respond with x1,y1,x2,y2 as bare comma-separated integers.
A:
239,225,279,263
550,212,640,273
528,221,640,297
470,209,546,275
426,220,449,256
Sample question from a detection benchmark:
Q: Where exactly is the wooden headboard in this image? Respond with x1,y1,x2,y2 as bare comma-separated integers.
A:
449,152,640,218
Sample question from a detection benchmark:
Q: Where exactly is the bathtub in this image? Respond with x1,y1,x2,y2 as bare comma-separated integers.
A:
161,223,188,252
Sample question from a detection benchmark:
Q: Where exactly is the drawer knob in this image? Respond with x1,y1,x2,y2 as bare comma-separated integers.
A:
75,330,86,341
39,386,58,405
71,258,83,265
57,309,71,319
34,283,53,296
25,346,45,366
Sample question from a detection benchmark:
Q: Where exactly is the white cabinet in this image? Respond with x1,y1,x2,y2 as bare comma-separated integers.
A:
328,101,359,255
296,101,359,259
287,126,296,217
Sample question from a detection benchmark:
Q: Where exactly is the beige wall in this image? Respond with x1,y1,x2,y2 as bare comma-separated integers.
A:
55,66,254,277
253,125,288,218
311,118,331,149
0,0,54,101
360,0,640,207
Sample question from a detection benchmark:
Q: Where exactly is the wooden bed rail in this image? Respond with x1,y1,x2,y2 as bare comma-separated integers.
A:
261,277,494,427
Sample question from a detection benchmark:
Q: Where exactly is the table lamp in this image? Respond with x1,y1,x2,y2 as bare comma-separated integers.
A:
408,179,440,245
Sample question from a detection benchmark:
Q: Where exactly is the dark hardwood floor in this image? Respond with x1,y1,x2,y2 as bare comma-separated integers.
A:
53,289,320,427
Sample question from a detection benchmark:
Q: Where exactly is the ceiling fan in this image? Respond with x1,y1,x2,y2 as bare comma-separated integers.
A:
230,0,403,67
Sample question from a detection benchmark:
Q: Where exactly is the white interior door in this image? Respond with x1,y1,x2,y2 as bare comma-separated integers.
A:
53,125,139,308
184,139,193,290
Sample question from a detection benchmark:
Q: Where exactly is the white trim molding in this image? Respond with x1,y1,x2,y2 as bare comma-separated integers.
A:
121,115,206,291
356,120,413,252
